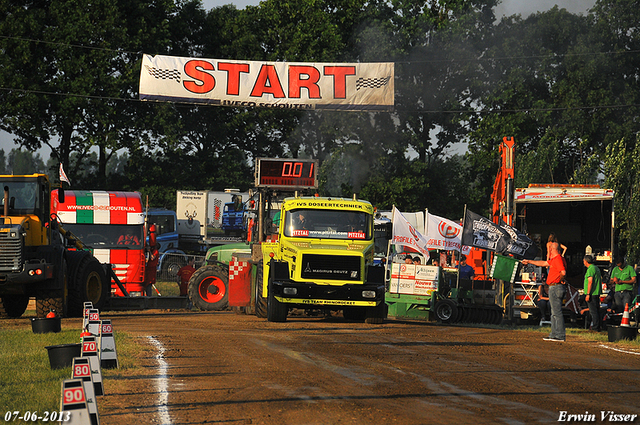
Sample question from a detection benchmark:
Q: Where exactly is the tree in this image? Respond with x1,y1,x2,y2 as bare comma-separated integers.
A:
0,0,181,187
6,149,46,174
604,137,640,263
0,149,6,174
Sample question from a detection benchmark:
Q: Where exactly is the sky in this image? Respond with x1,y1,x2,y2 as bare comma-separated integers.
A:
1,0,597,160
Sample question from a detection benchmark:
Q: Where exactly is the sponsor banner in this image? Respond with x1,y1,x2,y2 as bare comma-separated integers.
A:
424,212,470,255
389,263,438,296
391,207,430,256
139,54,394,111
461,209,509,253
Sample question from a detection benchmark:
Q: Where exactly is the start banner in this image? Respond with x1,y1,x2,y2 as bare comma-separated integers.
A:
139,54,394,111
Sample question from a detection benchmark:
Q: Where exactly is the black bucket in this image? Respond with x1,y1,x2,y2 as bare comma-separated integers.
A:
31,317,61,334
607,325,639,342
45,343,81,369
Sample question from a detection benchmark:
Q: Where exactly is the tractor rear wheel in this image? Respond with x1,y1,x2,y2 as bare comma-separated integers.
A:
188,265,229,311
0,295,30,318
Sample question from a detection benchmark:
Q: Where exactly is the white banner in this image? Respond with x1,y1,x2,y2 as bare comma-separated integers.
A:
391,207,430,256
424,212,470,255
139,54,394,111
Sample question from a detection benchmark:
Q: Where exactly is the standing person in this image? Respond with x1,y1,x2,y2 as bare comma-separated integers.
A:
523,243,567,341
547,233,567,259
610,257,637,313
144,224,159,296
536,283,550,325
177,259,196,296
583,255,602,331
458,255,475,280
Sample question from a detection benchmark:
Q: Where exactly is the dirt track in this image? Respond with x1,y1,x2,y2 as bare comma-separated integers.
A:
73,310,638,425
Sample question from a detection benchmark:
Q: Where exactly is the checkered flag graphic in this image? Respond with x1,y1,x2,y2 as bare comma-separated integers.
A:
145,65,181,83
355,76,391,91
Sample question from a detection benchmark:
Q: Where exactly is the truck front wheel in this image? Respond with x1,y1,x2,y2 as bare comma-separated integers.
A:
0,295,30,318
68,253,109,317
188,265,229,311
254,263,267,318
365,302,387,324
266,281,287,322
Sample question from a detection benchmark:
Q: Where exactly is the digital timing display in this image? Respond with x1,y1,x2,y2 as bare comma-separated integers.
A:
255,158,318,189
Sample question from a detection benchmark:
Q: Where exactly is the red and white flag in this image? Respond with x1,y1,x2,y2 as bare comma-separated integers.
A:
391,206,430,256
424,212,470,255
59,164,71,186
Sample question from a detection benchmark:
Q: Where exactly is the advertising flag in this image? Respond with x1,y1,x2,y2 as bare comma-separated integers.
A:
424,212,470,255
498,219,538,259
59,164,71,186
391,207,430,256
461,209,509,253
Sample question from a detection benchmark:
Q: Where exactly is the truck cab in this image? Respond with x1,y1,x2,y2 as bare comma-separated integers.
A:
260,196,386,323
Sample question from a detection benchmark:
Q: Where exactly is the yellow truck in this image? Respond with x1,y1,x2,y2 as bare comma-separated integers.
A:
0,174,109,318
256,196,386,323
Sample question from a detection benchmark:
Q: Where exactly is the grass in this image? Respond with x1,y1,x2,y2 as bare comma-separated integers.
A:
513,323,640,348
0,324,144,416
153,279,181,296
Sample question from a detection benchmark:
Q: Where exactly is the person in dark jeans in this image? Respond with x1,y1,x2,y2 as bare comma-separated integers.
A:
610,257,636,313
583,255,602,331
536,282,550,324
523,243,567,341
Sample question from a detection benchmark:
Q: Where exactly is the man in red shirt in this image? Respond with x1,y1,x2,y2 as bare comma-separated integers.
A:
523,243,567,341
177,259,196,297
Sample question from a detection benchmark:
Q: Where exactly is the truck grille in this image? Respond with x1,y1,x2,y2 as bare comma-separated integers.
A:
0,233,23,273
300,254,361,281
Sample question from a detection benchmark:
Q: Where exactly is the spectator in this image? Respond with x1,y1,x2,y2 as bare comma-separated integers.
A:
458,255,475,280
610,257,636,313
536,283,550,325
413,256,421,265
583,255,602,331
144,224,159,295
523,243,567,342
177,259,197,297
547,233,567,258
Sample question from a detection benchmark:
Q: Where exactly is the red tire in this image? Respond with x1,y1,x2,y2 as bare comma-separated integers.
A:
188,265,229,311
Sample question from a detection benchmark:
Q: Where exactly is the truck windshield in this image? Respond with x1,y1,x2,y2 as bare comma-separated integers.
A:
284,209,371,240
1,181,40,213
148,213,175,236
62,224,144,249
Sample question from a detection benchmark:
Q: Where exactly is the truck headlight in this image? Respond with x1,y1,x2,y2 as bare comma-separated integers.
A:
283,287,297,295
362,290,376,298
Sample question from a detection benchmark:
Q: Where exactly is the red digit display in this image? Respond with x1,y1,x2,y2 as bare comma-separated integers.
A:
256,158,318,189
